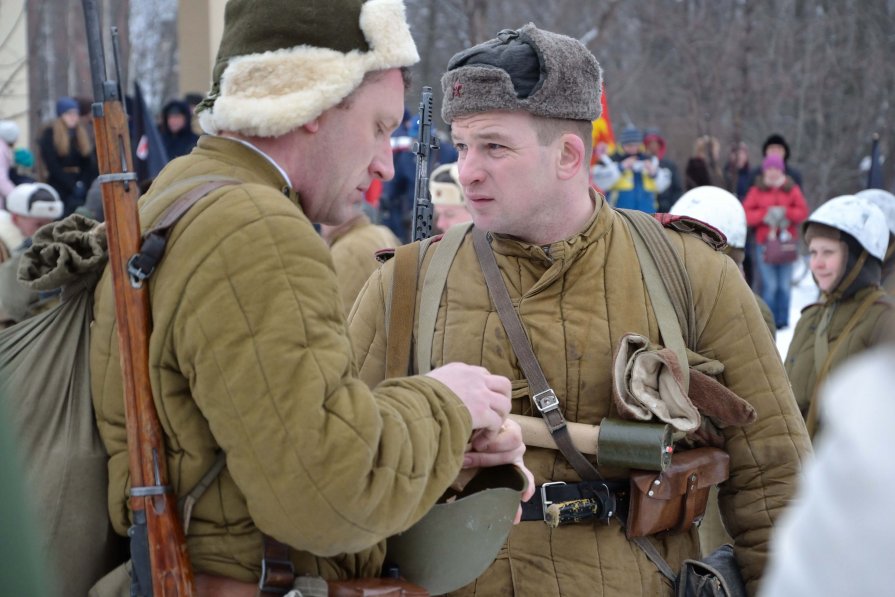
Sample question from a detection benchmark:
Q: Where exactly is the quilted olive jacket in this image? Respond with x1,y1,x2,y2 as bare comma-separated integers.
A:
785,286,893,424
349,198,811,596
90,136,472,582
325,214,400,317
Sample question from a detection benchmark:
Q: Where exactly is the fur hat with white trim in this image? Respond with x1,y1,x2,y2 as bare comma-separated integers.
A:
441,23,602,124
6,183,64,220
197,0,419,138
429,163,464,206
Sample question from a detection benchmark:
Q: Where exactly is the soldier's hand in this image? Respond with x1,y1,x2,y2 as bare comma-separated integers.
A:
465,420,535,524
426,362,511,432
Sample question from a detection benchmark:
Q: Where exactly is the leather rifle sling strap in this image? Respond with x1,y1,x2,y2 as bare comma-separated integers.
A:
471,227,603,483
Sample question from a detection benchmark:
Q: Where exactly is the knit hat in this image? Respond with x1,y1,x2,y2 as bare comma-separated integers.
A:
618,125,643,146
762,155,785,171
0,120,19,144
196,0,419,137
440,23,602,124
762,133,790,161
429,163,464,206
6,183,64,220
56,96,79,116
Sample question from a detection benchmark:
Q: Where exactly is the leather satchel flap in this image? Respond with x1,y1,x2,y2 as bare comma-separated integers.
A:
631,447,729,499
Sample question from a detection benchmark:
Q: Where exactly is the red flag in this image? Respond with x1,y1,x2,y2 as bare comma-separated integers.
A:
591,84,615,164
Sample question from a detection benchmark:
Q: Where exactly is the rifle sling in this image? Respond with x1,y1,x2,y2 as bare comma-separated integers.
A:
471,227,603,483
386,243,421,378
128,179,240,284
416,222,473,374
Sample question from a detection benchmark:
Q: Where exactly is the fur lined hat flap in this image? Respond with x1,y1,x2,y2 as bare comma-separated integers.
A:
197,0,419,137
441,23,602,124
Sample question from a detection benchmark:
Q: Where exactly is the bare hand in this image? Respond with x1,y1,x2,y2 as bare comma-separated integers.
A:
463,420,536,524
426,362,511,432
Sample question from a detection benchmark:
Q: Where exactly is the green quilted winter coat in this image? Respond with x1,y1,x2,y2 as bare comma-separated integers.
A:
91,135,472,582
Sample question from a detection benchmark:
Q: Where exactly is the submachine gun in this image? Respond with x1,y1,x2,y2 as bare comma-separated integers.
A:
411,86,439,242
81,1,195,594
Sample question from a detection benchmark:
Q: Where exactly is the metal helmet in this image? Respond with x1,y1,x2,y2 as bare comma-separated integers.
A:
669,186,746,249
803,195,889,261
386,464,527,595
856,189,895,236
429,163,464,206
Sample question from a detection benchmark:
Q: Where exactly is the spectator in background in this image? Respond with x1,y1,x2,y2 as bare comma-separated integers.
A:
743,155,809,329
724,141,752,200
38,97,97,216
429,162,471,234
0,183,64,326
644,128,681,212
752,133,803,187
597,124,670,213
684,134,724,190
0,120,19,209
160,99,199,161
725,141,759,289
380,108,415,241
183,92,205,137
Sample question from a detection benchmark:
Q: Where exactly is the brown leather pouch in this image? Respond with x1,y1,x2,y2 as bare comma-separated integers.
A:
328,578,429,597
626,447,729,539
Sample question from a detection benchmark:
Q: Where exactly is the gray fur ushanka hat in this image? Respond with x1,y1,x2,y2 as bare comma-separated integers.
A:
197,0,419,137
441,23,602,124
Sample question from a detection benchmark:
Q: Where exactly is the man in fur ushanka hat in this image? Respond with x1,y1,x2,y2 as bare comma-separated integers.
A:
89,1,532,593
349,23,810,596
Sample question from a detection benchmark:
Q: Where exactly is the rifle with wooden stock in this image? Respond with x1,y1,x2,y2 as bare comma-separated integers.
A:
81,1,195,594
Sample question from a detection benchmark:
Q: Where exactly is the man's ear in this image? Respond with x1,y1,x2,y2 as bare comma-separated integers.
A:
557,133,585,180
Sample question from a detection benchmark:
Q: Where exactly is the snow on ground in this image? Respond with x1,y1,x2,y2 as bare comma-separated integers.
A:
774,257,820,359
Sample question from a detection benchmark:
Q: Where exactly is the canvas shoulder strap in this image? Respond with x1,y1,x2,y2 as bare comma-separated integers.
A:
385,242,421,379
616,209,694,392
416,222,473,374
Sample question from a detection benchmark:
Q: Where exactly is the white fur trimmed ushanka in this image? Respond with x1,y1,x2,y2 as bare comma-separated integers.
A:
199,0,419,138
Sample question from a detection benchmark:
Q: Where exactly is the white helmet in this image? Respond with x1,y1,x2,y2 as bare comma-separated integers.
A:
670,186,746,248
856,189,895,236
0,120,20,145
804,195,889,261
429,163,464,206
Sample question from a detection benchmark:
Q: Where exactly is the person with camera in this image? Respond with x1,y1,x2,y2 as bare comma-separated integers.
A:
742,155,809,329
594,125,670,213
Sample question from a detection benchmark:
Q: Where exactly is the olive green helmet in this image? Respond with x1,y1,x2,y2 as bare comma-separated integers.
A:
386,464,528,595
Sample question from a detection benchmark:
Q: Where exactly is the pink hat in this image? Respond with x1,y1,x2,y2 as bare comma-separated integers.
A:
762,155,785,172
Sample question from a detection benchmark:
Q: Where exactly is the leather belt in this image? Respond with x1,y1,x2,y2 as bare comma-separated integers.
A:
521,480,629,522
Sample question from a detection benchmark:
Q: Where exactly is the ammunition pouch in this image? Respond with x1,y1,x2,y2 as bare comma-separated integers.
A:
626,447,729,538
